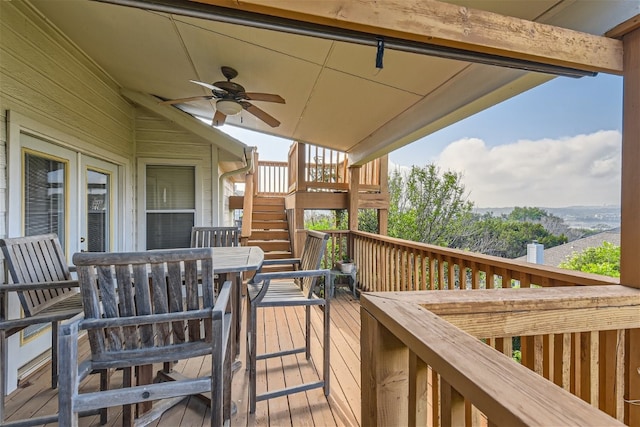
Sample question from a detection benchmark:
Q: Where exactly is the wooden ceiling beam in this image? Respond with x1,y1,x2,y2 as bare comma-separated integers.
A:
190,0,623,74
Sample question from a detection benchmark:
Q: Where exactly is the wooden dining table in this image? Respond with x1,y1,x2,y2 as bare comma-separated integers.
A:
211,246,264,360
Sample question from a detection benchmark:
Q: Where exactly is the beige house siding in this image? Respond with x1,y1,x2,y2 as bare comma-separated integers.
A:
134,108,215,226
0,1,134,158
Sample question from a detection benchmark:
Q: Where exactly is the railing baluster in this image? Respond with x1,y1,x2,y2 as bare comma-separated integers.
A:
408,351,428,426
440,378,465,427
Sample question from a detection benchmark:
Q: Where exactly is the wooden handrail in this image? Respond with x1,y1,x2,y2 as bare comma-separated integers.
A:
361,285,638,425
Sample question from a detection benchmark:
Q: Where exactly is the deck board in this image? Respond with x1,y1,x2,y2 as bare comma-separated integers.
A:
3,289,361,426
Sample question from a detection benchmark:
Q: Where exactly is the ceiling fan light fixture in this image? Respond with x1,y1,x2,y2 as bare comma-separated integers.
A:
216,99,243,116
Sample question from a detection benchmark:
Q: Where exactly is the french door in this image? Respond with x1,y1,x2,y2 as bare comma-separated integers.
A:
6,132,119,392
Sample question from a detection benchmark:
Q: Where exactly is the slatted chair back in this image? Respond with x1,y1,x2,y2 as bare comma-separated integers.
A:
1,234,75,317
297,230,330,297
191,227,240,248
73,248,218,366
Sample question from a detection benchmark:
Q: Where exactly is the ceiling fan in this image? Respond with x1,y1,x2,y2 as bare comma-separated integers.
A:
160,66,285,127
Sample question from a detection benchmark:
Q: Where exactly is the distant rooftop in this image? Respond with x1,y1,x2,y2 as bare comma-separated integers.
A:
518,228,620,267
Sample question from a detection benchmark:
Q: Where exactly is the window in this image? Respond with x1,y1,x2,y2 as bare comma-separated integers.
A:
86,169,110,252
24,151,67,248
146,165,195,249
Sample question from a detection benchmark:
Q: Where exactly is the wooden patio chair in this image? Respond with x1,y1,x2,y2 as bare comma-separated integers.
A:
0,234,107,426
59,248,232,427
191,226,240,248
191,226,242,286
246,230,330,413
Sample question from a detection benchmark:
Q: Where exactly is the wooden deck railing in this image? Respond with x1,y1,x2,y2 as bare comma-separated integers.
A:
318,230,617,291
256,160,288,195
361,286,638,426
346,230,638,425
287,142,383,193
351,231,618,291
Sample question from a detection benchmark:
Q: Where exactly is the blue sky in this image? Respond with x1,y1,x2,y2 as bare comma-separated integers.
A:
222,73,623,208
391,73,622,165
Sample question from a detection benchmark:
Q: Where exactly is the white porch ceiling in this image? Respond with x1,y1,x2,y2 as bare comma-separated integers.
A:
30,0,638,163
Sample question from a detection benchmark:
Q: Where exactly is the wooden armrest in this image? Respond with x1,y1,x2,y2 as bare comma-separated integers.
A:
0,279,79,293
253,268,330,282
261,258,301,266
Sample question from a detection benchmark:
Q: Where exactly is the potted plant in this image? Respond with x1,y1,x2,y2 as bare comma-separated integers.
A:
337,256,355,274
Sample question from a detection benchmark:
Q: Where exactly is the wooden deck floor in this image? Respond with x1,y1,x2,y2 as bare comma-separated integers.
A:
3,289,361,426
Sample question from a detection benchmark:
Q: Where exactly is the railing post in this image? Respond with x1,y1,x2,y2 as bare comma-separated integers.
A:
620,25,640,426
349,166,360,232
297,142,307,192
361,308,409,426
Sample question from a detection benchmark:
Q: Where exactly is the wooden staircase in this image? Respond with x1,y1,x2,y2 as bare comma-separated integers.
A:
245,195,292,271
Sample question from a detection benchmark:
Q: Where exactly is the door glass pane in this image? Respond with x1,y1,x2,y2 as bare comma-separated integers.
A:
24,152,66,248
146,165,195,249
87,169,110,252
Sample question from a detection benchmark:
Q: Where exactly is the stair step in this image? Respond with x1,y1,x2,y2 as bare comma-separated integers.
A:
253,212,286,221
264,251,293,260
246,240,291,252
252,220,288,230
253,197,285,207
251,230,289,240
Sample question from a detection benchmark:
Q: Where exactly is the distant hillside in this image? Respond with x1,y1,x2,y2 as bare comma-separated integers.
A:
474,206,620,230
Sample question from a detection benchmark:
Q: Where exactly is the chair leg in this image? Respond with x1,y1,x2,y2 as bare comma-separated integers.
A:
305,305,311,360
58,321,80,427
0,330,6,424
323,298,330,396
122,368,133,427
249,305,258,414
211,313,224,427
245,298,252,371
52,321,59,389
99,370,109,425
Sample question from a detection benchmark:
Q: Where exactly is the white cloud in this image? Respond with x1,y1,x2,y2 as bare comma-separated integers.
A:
435,130,621,208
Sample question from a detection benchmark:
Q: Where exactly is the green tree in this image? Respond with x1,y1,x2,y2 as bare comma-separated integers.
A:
388,164,474,247
358,209,379,234
508,206,548,222
559,241,620,277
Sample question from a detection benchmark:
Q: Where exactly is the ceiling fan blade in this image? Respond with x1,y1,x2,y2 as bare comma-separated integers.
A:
244,92,285,104
244,103,281,128
158,95,214,105
190,80,222,92
212,110,227,127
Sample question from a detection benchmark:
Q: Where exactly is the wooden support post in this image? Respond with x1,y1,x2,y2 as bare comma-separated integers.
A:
620,26,640,426
349,166,361,232
297,142,307,192
361,308,409,426
378,154,389,235
378,209,389,235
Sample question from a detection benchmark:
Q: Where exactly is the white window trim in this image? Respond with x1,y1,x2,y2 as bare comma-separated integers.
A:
137,157,203,250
